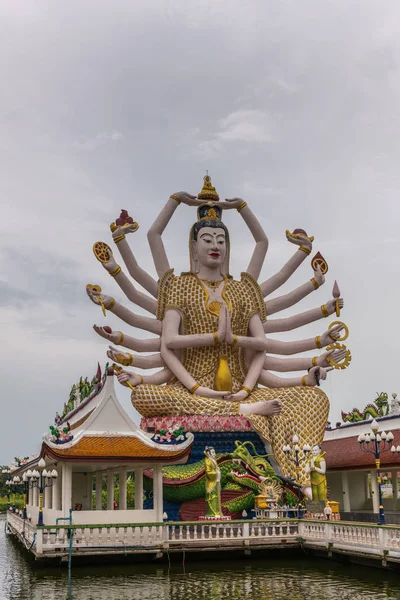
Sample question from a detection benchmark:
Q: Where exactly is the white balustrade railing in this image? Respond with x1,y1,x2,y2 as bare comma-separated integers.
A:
6,511,400,559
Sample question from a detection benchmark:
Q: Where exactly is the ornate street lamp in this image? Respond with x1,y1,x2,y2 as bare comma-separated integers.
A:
282,435,311,518
358,420,398,525
5,476,23,510
27,459,58,526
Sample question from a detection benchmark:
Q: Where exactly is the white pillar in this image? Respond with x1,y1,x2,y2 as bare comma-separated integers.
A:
370,470,379,514
33,484,39,507
96,472,103,510
119,467,127,511
135,468,143,510
86,474,93,510
53,471,61,511
393,471,399,501
107,470,114,510
62,463,72,515
45,481,52,509
342,472,351,512
28,481,33,506
153,465,164,521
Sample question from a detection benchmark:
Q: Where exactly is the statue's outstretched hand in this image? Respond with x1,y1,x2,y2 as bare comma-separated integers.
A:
223,197,246,210
318,348,347,368
102,248,119,273
116,370,142,388
171,192,201,207
325,298,344,314
93,325,123,344
306,365,333,386
320,323,345,347
86,287,114,309
107,345,132,367
286,230,313,251
314,265,325,287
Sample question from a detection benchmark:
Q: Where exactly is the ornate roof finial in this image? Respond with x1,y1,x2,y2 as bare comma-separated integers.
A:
197,173,220,202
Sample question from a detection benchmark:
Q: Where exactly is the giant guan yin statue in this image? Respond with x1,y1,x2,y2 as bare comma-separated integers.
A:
87,175,351,517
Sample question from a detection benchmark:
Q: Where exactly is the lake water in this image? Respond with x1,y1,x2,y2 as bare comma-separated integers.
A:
2,515,400,600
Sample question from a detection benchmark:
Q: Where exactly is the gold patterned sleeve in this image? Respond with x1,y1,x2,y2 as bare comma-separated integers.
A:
241,272,267,323
156,269,175,320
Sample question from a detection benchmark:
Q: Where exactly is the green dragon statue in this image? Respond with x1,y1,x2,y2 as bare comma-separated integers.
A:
143,441,294,519
341,392,389,423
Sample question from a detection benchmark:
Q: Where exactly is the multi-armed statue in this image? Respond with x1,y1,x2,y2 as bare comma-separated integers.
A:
87,175,351,484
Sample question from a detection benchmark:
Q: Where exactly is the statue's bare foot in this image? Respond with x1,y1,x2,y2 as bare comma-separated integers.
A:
240,399,282,416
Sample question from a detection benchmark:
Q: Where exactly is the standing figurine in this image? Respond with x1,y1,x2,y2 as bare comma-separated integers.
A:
204,446,223,518
305,444,327,501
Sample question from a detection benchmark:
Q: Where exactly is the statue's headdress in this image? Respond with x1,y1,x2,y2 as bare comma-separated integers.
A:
188,174,231,277
197,174,220,201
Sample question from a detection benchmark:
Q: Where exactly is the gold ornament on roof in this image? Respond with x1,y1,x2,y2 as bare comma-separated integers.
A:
197,174,220,201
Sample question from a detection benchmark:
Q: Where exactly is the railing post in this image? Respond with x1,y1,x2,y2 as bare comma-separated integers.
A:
378,526,386,555
36,529,43,555
243,522,249,538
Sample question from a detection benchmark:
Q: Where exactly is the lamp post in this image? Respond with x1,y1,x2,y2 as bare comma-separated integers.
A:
5,476,23,511
282,435,311,518
358,420,399,525
27,459,58,526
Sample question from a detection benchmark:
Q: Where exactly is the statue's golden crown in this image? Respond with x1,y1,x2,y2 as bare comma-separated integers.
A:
197,174,222,221
197,174,220,202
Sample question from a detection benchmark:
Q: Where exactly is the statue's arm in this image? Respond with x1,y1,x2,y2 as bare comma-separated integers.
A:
101,252,157,314
265,322,344,355
313,461,326,475
260,232,313,297
112,235,158,298
235,203,269,281
264,347,348,371
107,346,165,369
241,314,271,392
163,308,225,349
265,268,324,316
263,356,313,372
265,298,343,333
111,301,161,335
257,366,329,388
93,325,161,352
87,290,162,335
160,315,232,398
118,367,173,387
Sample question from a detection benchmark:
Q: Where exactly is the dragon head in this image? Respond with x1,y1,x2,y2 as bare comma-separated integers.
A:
228,441,278,491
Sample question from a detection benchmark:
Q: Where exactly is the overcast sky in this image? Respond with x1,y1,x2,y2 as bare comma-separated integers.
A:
1,0,400,464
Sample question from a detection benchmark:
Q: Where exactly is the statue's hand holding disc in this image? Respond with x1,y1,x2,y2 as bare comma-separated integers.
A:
320,323,345,347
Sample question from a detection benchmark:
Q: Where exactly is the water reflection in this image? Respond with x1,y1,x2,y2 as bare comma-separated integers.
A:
1,516,400,600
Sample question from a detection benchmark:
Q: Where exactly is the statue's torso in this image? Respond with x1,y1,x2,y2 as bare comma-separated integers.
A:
157,271,266,390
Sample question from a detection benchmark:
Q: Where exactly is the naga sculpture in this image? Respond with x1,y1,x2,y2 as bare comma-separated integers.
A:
142,441,280,519
341,392,389,423
87,175,351,484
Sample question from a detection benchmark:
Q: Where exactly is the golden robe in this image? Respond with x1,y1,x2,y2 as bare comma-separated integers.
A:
131,271,329,483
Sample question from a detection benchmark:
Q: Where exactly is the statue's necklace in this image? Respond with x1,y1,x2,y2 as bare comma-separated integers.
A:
200,278,224,291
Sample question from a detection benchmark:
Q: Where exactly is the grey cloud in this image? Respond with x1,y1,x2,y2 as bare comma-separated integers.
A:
1,0,400,461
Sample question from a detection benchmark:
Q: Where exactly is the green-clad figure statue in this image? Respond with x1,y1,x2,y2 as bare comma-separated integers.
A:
204,446,223,518
305,444,327,501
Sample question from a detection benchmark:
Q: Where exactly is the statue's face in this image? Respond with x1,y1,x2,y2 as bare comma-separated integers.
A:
193,227,226,269
312,445,320,456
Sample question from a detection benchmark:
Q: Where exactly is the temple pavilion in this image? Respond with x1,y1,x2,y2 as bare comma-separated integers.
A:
8,367,193,527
